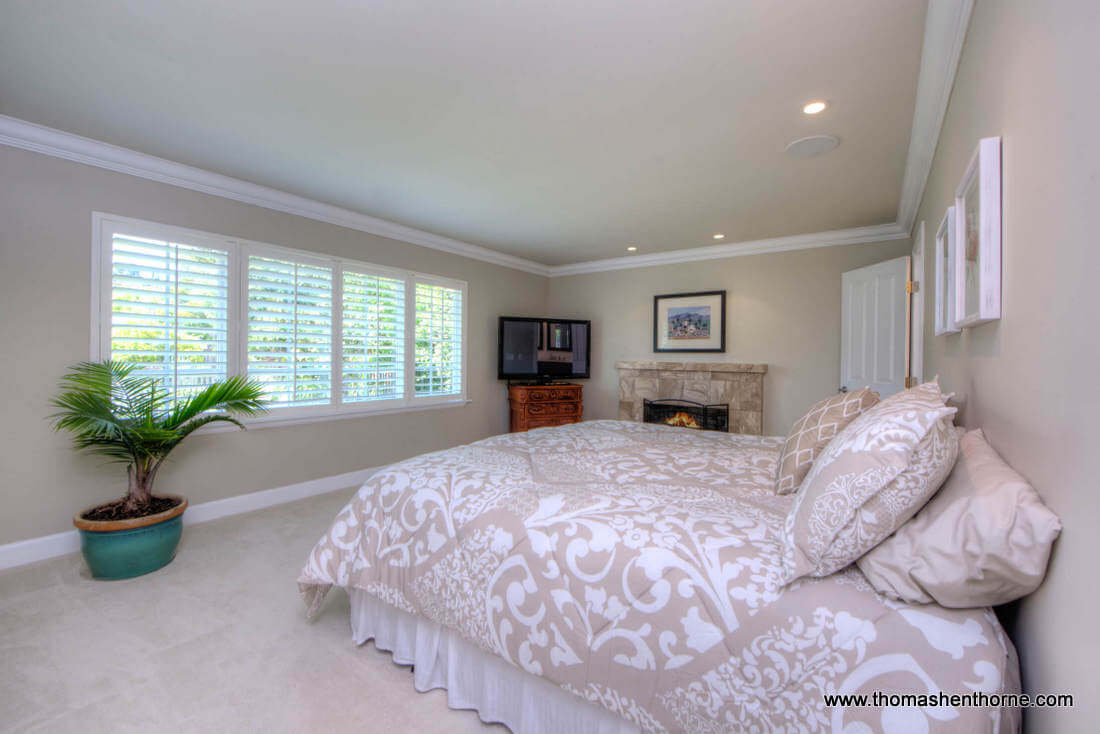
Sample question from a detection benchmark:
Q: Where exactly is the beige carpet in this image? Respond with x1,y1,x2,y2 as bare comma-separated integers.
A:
0,488,507,733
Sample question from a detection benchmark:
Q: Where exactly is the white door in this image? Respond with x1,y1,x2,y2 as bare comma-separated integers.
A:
841,256,909,397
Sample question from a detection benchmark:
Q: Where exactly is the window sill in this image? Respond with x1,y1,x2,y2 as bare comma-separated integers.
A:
199,397,472,433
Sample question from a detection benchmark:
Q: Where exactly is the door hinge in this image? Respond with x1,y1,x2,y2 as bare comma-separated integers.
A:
904,376,919,388
906,280,919,294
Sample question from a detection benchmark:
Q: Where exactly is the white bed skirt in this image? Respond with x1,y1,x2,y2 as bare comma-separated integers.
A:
349,589,640,734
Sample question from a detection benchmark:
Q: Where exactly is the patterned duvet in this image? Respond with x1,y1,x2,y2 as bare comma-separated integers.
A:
299,420,1020,733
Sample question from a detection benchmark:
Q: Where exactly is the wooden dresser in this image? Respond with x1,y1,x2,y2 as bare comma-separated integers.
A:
508,383,583,432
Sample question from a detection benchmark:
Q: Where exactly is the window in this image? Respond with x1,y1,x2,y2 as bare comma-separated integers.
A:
414,281,463,397
106,232,229,403
93,214,467,426
342,270,405,402
247,255,333,407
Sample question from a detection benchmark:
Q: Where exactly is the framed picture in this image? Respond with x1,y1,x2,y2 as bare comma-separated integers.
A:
954,136,1002,328
653,290,726,352
546,321,572,351
934,206,961,335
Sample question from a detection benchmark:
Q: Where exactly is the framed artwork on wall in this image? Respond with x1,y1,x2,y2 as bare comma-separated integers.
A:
653,290,726,352
934,206,961,335
954,136,1002,328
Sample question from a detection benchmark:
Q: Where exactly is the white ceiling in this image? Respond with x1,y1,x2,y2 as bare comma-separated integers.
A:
0,0,927,266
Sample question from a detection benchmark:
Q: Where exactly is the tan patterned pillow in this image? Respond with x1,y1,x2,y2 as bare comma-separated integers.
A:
774,387,879,495
779,382,958,584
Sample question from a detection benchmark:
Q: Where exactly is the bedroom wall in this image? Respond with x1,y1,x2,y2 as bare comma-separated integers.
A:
0,145,547,546
545,239,911,436
914,0,1098,728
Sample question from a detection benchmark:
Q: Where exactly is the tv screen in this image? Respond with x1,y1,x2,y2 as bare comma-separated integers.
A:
498,317,590,380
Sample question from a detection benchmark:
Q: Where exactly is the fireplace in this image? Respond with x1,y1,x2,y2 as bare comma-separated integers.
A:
616,361,766,435
643,399,729,432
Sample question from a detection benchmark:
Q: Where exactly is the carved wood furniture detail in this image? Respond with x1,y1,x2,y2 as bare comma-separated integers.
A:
508,384,583,432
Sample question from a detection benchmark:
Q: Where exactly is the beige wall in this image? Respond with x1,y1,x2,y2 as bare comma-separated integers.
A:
546,240,911,436
0,145,547,545
914,0,1098,728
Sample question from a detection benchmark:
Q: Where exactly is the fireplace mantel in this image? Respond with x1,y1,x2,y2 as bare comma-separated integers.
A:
614,361,767,373
615,361,767,435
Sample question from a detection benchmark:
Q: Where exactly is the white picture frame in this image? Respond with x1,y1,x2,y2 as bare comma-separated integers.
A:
954,136,1002,327
934,206,960,335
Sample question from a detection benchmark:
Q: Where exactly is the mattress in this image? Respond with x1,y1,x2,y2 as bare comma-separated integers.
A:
300,420,1021,733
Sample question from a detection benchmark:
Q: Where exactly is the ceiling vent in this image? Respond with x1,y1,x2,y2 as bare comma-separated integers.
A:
785,135,839,158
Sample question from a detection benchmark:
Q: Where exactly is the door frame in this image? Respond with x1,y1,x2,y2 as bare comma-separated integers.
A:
906,221,925,387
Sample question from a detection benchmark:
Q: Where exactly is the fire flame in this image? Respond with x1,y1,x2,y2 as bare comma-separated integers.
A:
665,411,701,429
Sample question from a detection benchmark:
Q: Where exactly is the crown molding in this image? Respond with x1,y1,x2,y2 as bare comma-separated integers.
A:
896,0,975,232
0,114,905,279
0,115,552,277
546,222,908,276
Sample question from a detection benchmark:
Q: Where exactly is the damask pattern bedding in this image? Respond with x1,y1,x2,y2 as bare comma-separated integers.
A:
299,420,1020,733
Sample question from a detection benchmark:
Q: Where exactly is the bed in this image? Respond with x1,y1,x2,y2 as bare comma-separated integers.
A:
299,420,1021,733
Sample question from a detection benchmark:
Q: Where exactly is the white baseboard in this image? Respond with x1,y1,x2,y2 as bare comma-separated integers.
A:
0,530,83,571
180,467,377,525
0,466,378,572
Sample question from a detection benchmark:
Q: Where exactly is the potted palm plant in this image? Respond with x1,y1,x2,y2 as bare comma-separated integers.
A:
51,361,267,579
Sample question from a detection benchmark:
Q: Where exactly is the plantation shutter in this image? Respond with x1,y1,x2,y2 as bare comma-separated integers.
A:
414,281,463,397
97,215,468,420
342,270,405,402
247,255,333,407
108,233,229,402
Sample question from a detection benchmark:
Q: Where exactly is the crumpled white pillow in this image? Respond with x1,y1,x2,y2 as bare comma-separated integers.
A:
857,428,1062,608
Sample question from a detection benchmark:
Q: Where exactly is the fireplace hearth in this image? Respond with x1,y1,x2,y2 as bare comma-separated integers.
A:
643,399,729,432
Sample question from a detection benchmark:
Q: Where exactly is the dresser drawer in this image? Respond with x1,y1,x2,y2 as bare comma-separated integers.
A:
508,383,584,432
524,402,580,417
512,386,582,404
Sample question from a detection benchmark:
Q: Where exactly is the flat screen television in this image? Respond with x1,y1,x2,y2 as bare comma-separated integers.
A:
498,317,591,382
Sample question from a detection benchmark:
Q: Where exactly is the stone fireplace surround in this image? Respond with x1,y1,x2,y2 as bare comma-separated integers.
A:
616,361,767,435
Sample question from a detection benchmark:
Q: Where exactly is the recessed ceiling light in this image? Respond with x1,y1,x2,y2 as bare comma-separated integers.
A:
712,234,725,240
803,101,827,115
626,245,638,252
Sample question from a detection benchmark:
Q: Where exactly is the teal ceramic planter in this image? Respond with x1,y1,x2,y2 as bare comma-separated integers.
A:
74,496,187,580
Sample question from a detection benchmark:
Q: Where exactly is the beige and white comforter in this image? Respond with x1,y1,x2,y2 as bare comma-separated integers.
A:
299,420,1020,733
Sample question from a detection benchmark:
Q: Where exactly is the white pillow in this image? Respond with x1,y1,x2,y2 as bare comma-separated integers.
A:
858,428,1062,607
780,381,957,583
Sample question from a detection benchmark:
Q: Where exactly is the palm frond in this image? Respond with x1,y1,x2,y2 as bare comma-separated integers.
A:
57,361,135,392
51,362,270,497
171,414,246,447
70,435,138,464
126,424,182,457
51,365,139,458
117,371,172,423
51,391,126,438
160,375,268,430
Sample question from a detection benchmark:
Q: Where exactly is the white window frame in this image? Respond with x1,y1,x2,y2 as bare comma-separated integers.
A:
91,212,469,429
